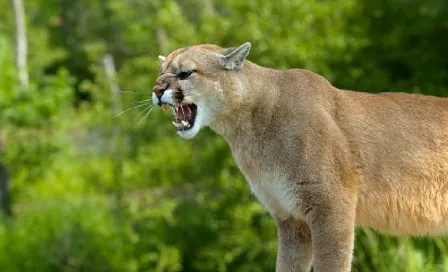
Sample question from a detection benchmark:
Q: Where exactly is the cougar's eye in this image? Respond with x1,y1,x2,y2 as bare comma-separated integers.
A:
176,70,195,80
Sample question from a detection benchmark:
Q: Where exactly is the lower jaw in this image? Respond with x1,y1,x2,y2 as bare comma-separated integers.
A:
177,127,193,132
176,125,198,139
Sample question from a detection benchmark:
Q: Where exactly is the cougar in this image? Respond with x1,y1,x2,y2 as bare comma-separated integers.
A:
152,42,448,272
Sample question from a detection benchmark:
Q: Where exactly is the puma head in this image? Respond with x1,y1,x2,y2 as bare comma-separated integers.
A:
152,42,251,139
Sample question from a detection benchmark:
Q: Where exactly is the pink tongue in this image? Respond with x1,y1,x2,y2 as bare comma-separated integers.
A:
176,105,191,121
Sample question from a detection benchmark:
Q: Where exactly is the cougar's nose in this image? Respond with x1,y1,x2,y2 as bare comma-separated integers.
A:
153,84,168,98
152,73,175,106
152,82,170,106
152,84,168,106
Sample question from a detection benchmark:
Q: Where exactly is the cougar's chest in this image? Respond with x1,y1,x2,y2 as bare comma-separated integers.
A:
232,148,305,221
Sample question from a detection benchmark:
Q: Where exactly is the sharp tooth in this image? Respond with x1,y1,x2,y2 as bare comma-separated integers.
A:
172,121,181,128
181,120,189,126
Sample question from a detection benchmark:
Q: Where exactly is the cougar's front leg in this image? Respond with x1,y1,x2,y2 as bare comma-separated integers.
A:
308,194,356,272
275,217,312,272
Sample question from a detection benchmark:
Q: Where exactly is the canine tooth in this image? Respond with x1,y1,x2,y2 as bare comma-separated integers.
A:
181,120,189,126
172,121,181,128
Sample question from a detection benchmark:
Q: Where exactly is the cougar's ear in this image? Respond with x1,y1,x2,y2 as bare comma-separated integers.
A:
219,42,251,70
158,55,166,64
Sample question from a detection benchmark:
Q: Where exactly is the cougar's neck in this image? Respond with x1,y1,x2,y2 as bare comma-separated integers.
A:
210,61,280,146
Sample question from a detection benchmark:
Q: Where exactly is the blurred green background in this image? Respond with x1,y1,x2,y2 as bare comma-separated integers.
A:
1,0,448,271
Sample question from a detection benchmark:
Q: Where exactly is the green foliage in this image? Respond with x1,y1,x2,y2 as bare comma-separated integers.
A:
0,0,448,271
0,198,135,272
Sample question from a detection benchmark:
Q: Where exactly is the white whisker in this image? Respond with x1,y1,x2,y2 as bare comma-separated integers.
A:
134,98,153,105
133,105,155,131
132,105,152,130
114,103,150,118
135,104,154,118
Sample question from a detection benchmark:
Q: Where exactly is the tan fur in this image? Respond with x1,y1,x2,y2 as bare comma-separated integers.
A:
153,43,448,272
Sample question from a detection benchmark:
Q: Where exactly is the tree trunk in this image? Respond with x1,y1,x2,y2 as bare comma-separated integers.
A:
201,0,215,17
156,27,168,52
102,54,122,118
102,54,126,208
12,0,29,88
0,163,11,217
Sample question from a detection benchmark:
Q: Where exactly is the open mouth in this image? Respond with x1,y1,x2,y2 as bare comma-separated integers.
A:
169,103,197,131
